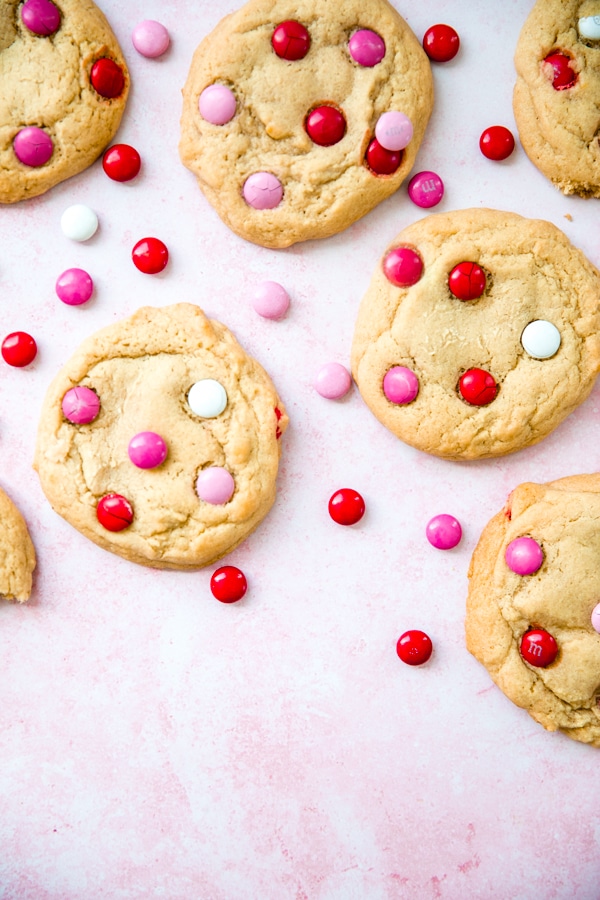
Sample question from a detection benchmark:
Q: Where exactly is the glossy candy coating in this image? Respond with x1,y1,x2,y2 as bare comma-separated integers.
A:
520,628,558,667
13,127,53,167
348,29,385,67
61,386,100,424
314,363,352,399
132,237,169,274
459,368,497,406
423,24,460,62
187,379,228,418
448,262,486,300
128,432,168,469
102,144,141,182
243,172,283,209
55,268,93,306
305,106,346,146
131,20,170,58
375,112,413,152
505,536,544,575
521,320,561,359
90,58,125,98
199,84,237,125
480,126,516,161
1,332,37,367
383,247,423,287
397,630,433,665
196,467,235,505
328,488,365,526
426,514,462,550
408,171,444,208
96,493,134,532
61,204,98,242
579,16,600,40
543,52,577,90
210,566,247,603
251,281,290,319
271,20,310,61
382,366,419,404
21,0,60,35
591,602,600,634
365,139,401,175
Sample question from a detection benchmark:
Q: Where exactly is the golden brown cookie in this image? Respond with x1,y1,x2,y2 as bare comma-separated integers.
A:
351,208,600,460
34,304,288,570
466,474,600,747
0,486,35,602
513,0,600,197
0,0,129,204
179,0,433,249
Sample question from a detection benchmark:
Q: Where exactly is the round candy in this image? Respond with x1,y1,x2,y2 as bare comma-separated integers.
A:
448,261,486,301
61,204,98,242
543,52,577,90
131,20,170,58
314,363,352,400
21,0,61,35
505,536,544,575
188,379,228,418
271,20,310,61
479,125,516,161
407,171,444,208
591,601,600,634
96,493,133,532
396,630,433,665
1,332,37,367
426,514,462,550
199,84,237,126
382,366,419,404
579,16,600,40
210,566,247,603
348,29,385,67
61,386,100,424
128,432,168,469
102,144,141,182
13,127,53,167
365,139,402,176
55,268,93,306
251,281,290,319
131,237,168,274
383,247,423,287
90,58,125,99
375,112,413,152
328,488,365,526
305,106,346,147
520,628,558,668
521,320,561,359
243,172,283,210
458,368,497,406
196,467,235,505
423,24,460,62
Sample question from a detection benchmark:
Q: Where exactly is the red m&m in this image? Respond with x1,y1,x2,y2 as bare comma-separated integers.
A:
1,332,37,367
132,237,169,274
448,262,486,300
458,368,498,406
365,139,402,176
480,126,515,161
520,628,558,667
210,566,247,603
422,24,460,63
397,630,433,665
328,488,365,526
543,52,577,90
96,494,134,532
383,247,423,287
102,144,141,182
90,58,125,99
305,106,346,146
272,21,310,61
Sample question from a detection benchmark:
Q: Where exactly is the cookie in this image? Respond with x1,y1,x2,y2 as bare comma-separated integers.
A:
179,0,433,249
0,0,129,204
33,304,288,570
466,474,600,747
351,208,600,460
513,0,600,197
0,486,35,603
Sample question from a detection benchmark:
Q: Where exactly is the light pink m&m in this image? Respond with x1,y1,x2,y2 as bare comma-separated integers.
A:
21,0,60,36
13,127,53,167
128,432,168,469
348,29,385,66
383,366,419,404
375,112,413,152
55,268,93,306
426,514,462,550
62,386,100,424
505,536,544,575
132,20,170,58
243,172,283,209
314,362,352,399
383,248,423,287
408,171,444,208
591,602,600,634
252,281,290,319
199,84,237,125
196,467,235,505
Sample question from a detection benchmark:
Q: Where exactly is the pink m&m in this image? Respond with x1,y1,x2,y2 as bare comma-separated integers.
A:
132,20,170,58
383,366,419,404
199,84,237,126
591,602,600,634
196,467,235,505
21,0,60,36
55,268,93,306
314,362,352,399
375,112,413,152
349,29,385,66
251,281,290,319
243,172,283,209
426,514,462,550
408,171,444,208
62,386,100,424
128,432,168,469
505,536,544,575
383,248,423,287
13,127,53,167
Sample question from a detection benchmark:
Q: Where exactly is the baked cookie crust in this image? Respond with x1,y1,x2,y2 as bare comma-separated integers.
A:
0,486,35,603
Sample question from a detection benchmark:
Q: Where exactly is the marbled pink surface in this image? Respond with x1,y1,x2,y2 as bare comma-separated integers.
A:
2,1,600,897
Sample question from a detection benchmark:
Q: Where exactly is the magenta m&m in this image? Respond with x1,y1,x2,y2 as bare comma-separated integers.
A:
397,630,433,665
210,566,247,603
251,281,290,319
131,20,170,58
408,171,444,208
55,268,93,306
328,488,365,526
505,536,544,575
61,386,100,424
128,432,168,469
199,84,237,125
1,332,37,367
13,127,53,167
383,366,419,404
520,628,558,667
375,112,413,152
243,172,283,210
21,0,60,35
383,247,423,287
314,363,352,400
348,29,385,66
196,467,235,505
426,514,462,550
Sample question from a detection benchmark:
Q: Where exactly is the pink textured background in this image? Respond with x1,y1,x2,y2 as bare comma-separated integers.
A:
2,1,600,897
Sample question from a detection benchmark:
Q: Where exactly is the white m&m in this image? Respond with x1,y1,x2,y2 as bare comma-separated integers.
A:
187,379,228,417
521,320,561,359
578,16,600,40
60,204,98,242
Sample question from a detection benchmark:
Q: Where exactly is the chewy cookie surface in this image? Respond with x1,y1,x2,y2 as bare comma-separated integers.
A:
0,0,129,203
351,208,600,460
513,0,600,197
34,304,287,570
0,486,35,602
466,475,600,747
179,0,433,248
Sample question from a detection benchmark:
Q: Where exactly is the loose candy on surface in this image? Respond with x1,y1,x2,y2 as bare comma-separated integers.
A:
426,514,462,550
199,84,237,125
480,126,516,161
520,629,558,668
210,566,247,603
505,536,544,575
61,205,99,242
243,172,283,210
196,468,235,505
348,29,385,67
521,320,561,359
397,630,433,665
20,0,61,36
132,20,170,58
375,112,413,152
328,489,365,526
102,144,141,181
96,493,134,532
422,23,460,62
251,281,290,319
61,386,100,425
383,247,423,287
55,268,94,306
314,363,352,400
13,127,54,167
1,332,37,367
131,237,169,274
382,367,419,404
90,58,125,98
187,380,228,418
407,171,444,208
128,432,168,469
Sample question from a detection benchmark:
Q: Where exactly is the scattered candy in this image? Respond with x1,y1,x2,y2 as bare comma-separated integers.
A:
131,237,168,274
328,488,365,526
520,628,558,667
479,125,515,161
199,84,237,125
13,127,53,167
383,247,423,287
251,281,290,319
382,366,419,404
243,172,283,210
458,368,498,406
61,386,100,424
1,332,37,367
21,0,60,35
102,144,141,182
422,24,460,62
543,52,577,90
55,268,93,306
348,29,385,67
210,565,247,603
271,20,310,61
128,432,168,469
521,320,561,359
305,105,346,146
196,467,235,505
90,58,125,98
578,16,600,40
591,602,600,634
187,379,228,418
426,514,462,550
96,493,134,532
397,630,433,665
131,20,170,58
505,536,544,575
314,362,352,399
375,112,413,152
408,170,444,208
61,204,98,242
448,262,486,300
365,139,402,176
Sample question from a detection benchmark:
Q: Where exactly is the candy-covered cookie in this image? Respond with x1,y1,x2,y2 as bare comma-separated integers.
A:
0,486,35,603
33,304,288,570
513,0,600,197
0,0,129,203
351,208,600,460
466,474,600,746
179,0,433,249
